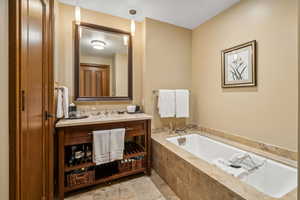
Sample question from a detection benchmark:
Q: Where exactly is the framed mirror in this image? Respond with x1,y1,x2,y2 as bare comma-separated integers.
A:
74,22,133,101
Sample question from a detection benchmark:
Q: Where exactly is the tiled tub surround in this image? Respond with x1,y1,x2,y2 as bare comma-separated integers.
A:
152,131,297,200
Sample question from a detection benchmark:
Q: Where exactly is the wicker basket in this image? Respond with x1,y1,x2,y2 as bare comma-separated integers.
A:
118,157,144,173
118,160,132,173
67,170,95,187
136,158,143,169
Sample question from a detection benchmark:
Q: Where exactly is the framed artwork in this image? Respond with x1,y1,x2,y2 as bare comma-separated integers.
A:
221,40,256,88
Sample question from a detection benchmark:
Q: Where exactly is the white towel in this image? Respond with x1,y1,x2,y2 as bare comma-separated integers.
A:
56,86,69,118
110,128,125,161
62,86,69,118
212,158,248,178
56,89,63,118
158,90,176,118
93,130,110,165
175,89,189,118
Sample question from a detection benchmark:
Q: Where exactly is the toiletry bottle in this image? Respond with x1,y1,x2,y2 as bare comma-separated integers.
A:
69,103,77,118
69,146,77,167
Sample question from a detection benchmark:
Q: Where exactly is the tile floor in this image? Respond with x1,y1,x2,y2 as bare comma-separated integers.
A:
65,170,180,200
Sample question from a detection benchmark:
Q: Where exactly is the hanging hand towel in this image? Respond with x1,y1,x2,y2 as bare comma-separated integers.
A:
61,86,69,118
56,89,63,118
93,130,110,165
158,89,176,118
110,128,125,161
175,89,189,118
56,86,69,118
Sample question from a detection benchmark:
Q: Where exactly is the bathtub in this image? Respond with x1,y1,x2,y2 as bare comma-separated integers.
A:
167,134,297,199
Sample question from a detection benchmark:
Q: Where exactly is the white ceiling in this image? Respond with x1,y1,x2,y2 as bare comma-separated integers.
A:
58,0,240,29
80,27,128,58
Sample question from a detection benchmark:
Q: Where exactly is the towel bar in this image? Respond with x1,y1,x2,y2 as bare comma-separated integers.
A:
88,128,133,135
152,89,191,95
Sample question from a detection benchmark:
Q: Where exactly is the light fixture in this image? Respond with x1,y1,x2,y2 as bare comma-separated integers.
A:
129,9,136,36
91,40,106,50
75,0,81,25
123,35,129,46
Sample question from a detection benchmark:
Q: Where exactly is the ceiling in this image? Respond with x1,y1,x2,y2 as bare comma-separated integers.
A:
80,27,128,58
58,0,240,29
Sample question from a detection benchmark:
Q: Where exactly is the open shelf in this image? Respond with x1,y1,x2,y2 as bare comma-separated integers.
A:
65,168,146,192
124,142,145,157
65,142,146,172
124,151,146,159
65,162,96,172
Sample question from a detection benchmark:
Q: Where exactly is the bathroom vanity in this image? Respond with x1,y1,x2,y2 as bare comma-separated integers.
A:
55,114,152,199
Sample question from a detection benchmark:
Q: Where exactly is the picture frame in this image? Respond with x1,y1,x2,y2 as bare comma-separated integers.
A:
221,40,257,88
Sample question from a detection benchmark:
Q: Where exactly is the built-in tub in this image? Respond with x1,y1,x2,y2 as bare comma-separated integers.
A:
166,134,297,199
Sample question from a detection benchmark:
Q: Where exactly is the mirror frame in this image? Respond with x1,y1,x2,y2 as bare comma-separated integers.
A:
74,22,133,101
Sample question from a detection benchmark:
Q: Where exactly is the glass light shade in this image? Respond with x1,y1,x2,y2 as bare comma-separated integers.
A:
75,6,81,24
91,40,106,50
131,19,135,36
123,35,129,46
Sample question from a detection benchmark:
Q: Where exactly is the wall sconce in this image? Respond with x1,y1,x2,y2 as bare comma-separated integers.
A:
129,9,137,36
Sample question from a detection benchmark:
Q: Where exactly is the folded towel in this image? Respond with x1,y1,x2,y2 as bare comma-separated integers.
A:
110,128,125,161
93,130,110,165
229,153,265,171
158,90,176,118
175,89,189,118
56,86,69,118
213,158,248,178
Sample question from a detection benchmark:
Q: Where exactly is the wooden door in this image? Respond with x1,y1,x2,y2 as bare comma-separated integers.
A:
9,0,54,200
79,63,110,97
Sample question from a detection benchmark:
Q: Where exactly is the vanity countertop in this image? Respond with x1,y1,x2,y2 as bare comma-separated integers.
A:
55,113,152,128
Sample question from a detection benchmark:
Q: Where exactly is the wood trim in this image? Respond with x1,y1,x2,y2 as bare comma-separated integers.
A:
80,63,109,69
9,0,21,199
146,120,152,176
47,0,55,198
74,22,133,102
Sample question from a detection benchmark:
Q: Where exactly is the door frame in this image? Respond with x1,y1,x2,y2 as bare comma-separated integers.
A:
9,0,55,199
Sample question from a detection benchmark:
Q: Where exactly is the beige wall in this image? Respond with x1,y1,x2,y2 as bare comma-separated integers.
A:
0,0,9,199
81,56,113,66
55,3,143,106
114,53,129,96
192,0,298,151
143,18,192,128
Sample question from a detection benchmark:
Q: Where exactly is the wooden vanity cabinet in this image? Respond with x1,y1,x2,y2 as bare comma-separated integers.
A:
56,119,151,200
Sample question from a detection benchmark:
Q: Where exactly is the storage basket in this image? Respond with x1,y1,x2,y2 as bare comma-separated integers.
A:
67,170,95,187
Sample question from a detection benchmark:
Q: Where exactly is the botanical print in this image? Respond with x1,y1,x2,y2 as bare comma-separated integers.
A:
227,49,249,81
222,41,256,88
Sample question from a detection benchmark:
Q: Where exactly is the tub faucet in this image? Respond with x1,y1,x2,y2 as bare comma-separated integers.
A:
174,128,187,145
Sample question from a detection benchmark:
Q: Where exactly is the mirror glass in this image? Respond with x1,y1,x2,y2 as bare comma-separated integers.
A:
75,23,132,101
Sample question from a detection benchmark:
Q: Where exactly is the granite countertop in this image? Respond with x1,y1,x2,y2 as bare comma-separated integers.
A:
56,113,152,128
151,130,297,200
